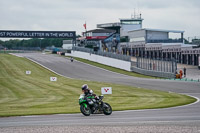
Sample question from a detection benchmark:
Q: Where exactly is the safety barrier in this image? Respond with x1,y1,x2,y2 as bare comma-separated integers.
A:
131,57,177,78
71,47,176,78
67,50,131,71
131,66,175,78
136,57,177,73
72,46,130,61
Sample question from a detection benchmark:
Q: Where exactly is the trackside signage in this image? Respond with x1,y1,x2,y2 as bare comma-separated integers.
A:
26,71,31,75
0,30,76,38
101,87,112,95
50,77,57,81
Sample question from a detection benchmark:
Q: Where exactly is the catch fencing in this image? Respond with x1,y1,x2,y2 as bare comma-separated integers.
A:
136,57,177,73
131,57,177,78
71,46,177,78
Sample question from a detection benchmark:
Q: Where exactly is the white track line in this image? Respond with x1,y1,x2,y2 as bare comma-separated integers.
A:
26,57,74,80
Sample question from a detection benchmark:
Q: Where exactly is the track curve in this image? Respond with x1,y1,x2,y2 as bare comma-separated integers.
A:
1,53,200,132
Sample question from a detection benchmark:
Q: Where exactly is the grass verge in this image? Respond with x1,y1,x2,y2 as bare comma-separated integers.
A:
0,54,196,117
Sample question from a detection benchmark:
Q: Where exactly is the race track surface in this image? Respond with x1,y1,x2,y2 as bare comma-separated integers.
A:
1,53,200,132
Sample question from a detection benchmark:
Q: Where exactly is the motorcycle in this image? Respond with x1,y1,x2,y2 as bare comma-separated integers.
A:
70,57,74,62
79,94,112,116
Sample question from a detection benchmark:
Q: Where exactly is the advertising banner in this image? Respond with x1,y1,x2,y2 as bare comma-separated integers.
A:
50,77,57,81
0,30,76,38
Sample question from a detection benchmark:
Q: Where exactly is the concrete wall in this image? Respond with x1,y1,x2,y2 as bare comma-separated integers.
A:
128,29,146,38
66,51,131,71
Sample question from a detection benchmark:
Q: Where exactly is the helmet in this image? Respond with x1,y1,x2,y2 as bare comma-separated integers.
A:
82,84,89,90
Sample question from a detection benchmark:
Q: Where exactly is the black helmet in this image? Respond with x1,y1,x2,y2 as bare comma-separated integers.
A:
82,84,88,90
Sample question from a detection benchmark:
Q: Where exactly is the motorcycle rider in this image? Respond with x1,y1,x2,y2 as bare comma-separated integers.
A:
81,84,99,110
82,84,95,97
70,57,74,62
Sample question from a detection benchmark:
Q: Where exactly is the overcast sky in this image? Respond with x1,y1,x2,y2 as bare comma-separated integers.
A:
0,0,199,39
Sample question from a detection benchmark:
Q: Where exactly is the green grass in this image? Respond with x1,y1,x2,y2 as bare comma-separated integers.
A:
71,56,158,79
0,54,196,117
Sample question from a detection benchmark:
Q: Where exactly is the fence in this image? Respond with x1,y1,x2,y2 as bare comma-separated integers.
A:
131,66,175,78
131,57,177,78
72,46,176,78
136,57,177,73
72,46,131,61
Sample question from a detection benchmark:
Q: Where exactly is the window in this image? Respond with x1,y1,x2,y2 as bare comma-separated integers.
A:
121,20,142,25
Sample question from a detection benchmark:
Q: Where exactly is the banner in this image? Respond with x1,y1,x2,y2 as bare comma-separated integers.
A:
0,30,76,38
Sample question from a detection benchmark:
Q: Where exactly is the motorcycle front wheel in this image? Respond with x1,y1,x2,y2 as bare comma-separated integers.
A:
80,104,91,116
103,103,112,115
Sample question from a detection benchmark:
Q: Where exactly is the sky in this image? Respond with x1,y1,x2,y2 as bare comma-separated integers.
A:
0,0,200,40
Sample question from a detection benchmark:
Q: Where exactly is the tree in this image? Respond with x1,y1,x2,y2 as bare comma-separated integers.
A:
0,38,67,49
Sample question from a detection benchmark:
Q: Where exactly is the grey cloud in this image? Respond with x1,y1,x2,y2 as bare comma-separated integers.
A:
0,0,199,37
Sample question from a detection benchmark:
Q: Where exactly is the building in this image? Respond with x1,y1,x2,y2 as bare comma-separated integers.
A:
119,28,200,66
77,14,200,66
96,15,200,66
120,28,183,57
77,29,115,51
97,15,143,52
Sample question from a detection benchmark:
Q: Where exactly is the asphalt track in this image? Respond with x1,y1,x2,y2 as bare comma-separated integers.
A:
1,53,200,132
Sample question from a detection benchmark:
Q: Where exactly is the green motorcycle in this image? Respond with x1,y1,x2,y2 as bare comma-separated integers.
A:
79,94,112,116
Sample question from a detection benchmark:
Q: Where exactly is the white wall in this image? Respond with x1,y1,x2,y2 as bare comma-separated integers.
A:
66,51,131,71
120,25,142,37
147,31,168,40
62,44,73,50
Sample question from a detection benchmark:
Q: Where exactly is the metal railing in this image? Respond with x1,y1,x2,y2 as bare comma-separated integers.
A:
146,39,183,43
72,46,131,61
136,57,177,73
131,57,177,78
72,46,176,78
131,66,175,78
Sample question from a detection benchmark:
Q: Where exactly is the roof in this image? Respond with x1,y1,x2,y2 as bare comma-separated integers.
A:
97,23,121,28
129,28,184,33
119,18,144,21
84,29,115,33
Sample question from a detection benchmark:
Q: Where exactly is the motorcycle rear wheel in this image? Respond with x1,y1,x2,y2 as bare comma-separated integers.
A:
103,103,112,115
80,104,91,116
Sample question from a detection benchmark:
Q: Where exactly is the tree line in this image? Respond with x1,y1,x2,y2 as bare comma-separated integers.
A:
0,38,70,49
